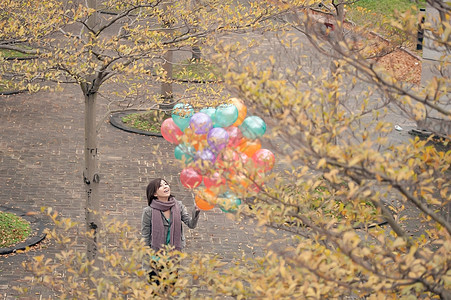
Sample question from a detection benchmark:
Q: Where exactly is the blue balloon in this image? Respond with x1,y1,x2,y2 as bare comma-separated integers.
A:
218,191,241,213
172,103,194,132
189,112,213,134
239,116,266,140
214,104,238,128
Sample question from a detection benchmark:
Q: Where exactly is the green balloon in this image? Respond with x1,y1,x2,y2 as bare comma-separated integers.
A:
174,144,195,163
172,103,194,132
239,116,266,140
214,104,238,128
200,107,217,126
218,191,241,213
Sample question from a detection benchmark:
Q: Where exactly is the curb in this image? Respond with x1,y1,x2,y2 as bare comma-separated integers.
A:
0,89,27,96
109,110,163,137
0,206,51,255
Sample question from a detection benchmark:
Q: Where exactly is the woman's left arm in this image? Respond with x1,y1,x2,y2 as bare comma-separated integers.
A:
180,201,200,229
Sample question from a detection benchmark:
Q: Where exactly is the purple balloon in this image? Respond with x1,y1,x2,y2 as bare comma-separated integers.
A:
189,112,213,134
207,127,229,152
196,149,216,163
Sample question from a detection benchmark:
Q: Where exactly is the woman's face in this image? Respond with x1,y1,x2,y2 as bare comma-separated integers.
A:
154,180,170,200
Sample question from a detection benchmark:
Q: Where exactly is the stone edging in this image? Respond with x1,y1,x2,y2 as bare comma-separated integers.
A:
109,110,163,137
0,206,50,255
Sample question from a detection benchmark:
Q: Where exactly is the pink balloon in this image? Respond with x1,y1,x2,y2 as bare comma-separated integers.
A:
204,172,226,189
239,152,249,164
252,149,275,172
161,118,182,144
225,126,243,148
180,168,203,189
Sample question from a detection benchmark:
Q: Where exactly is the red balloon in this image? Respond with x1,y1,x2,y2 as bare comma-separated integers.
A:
225,126,243,148
252,149,275,172
180,168,203,189
161,118,182,144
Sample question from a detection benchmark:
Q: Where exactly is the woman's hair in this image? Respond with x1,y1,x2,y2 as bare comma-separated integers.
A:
146,178,173,206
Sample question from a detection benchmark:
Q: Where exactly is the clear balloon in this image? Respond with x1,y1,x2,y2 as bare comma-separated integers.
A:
172,103,194,132
214,104,238,128
225,126,243,148
252,149,275,172
189,112,213,134
207,127,229,152
174,144,195,163
239,116,266,140
180,167,202,189
230,98,247,126
218,191,241,213
161,118,183,144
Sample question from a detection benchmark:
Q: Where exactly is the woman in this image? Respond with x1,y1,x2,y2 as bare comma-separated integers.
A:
142,178,200,285
142,178,200,251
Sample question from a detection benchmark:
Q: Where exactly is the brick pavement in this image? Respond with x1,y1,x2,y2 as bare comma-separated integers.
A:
0,84,282,299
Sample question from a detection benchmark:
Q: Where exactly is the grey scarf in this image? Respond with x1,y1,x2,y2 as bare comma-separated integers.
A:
150,198,182,251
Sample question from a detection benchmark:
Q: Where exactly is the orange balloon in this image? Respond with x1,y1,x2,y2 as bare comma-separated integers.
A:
228,174,250,195
238,138,261,157
195,188,216,210
231,98,247,126
183,128,207,151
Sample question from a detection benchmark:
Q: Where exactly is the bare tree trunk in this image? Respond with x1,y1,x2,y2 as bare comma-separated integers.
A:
192,43,202,61
161,49,173,101
84,0,100,274
83,90,101,263
160,2,174,110
332,0,345,41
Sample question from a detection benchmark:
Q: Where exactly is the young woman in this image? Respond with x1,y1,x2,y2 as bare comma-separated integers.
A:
142,178,200,285
141,178,200,252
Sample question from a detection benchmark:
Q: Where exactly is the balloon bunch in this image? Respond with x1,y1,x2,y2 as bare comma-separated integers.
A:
161,98,275,213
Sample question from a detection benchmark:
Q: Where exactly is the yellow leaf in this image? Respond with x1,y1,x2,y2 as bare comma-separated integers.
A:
317,158,326,169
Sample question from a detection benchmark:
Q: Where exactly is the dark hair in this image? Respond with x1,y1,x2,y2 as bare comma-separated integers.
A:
146,178,173,206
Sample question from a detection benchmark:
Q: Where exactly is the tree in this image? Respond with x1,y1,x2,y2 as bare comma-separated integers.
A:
7,0,451,299
198,0,450,298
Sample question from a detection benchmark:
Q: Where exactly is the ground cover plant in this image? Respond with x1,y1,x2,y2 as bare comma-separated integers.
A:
121,110,170,133
0,212,31,248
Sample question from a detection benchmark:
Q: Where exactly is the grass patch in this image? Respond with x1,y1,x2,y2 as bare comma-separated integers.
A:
121,110,170,133
172,59,222,82
0,212,31,248
349,0,425,17
0,49,32,59
346,0,426,49
0,48,34,92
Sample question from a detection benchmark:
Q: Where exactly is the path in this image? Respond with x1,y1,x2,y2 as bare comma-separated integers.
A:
0,82,284,298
